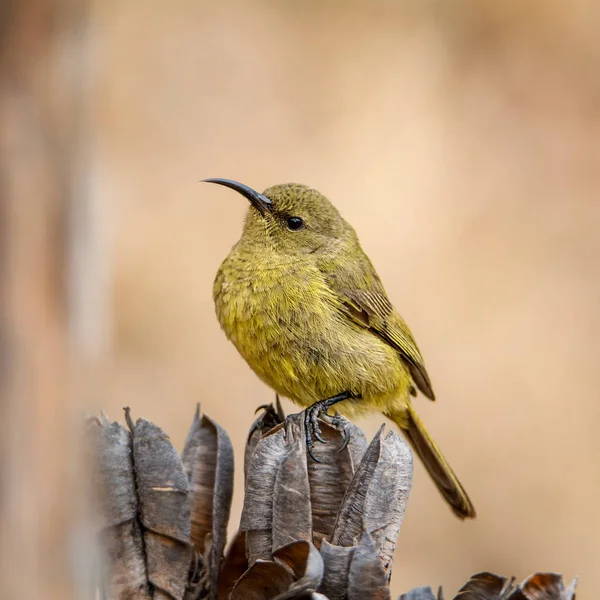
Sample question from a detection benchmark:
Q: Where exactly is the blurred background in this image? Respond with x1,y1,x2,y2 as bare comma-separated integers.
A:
1,0,599,598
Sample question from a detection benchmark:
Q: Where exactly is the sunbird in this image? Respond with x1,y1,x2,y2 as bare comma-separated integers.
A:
208,178,475,519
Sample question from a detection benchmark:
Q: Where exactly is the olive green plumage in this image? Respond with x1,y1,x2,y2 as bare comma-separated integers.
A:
211,181,475,519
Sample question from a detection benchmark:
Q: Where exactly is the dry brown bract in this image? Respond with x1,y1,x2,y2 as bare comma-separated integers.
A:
89,404,576,600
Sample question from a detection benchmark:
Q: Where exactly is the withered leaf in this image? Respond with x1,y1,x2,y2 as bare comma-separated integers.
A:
245,530,274,566
94,418,152,599
217,531,248,600
453,573,511,599
273,540,324,594
272,426,313,549
513,573,577,600
229,560,295,600
363,430,413,574
330,426,384,547
344,422,368,473
241,423,289,563
399,586,439,600
131,416,192,600
347,532,390,600
182,405,234,599
245,401,286,482
564,577,577,600
306,420,355,550
241,424,289,529
95,418,138,527
319,540,356,600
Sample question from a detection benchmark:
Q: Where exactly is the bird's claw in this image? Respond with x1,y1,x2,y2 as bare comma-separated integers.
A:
303,392,353,462
312,414,326,444
327,413,351,453
248,404,274,441
249,399,286,442
304,404,326,462
304,406,353,461
338,427,350,452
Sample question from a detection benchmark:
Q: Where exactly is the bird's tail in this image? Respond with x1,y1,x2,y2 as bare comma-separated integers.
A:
387,404,476,519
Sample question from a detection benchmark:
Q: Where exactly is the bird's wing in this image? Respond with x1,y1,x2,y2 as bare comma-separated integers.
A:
323,255,435,400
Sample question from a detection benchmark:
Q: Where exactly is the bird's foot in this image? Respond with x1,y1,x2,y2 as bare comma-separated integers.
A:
303,391,353,462
304,402,326,463
248,396,286,440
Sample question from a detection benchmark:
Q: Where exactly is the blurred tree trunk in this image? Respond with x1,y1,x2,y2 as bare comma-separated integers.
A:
0,0,88,598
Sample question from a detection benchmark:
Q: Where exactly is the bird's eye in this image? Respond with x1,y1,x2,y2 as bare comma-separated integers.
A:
286,216,304,231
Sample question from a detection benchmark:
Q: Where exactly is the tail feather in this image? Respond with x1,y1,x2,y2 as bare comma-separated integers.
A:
388,405,476,519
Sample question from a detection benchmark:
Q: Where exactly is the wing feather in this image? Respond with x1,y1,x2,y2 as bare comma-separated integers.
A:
321,249,435,400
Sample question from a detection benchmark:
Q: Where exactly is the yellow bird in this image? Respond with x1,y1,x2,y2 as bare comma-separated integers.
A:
208,178,475,519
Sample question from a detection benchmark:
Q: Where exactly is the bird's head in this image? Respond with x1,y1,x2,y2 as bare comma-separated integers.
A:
204,178,351,256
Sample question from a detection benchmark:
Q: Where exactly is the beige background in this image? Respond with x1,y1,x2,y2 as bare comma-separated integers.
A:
85,0,599,596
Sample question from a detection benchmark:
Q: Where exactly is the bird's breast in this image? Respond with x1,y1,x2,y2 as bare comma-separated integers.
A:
214,254,337,358
213,251,408,410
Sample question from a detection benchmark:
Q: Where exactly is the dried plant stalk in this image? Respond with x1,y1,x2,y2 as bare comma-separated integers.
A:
272,428,313,549
217,532,248,600
240,421,291,563
182,405,234,599
434,571,577,600
92,410,194,600
129,414,193,600
238,409,412,599
91,403,578,600
307,420,366,549
93,417,151,600
399,587,442,600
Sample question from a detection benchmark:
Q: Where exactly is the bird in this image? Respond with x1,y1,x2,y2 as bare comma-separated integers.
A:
207,177,475,519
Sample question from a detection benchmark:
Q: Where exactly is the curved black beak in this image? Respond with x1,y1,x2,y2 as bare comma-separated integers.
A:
202,178,272,215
